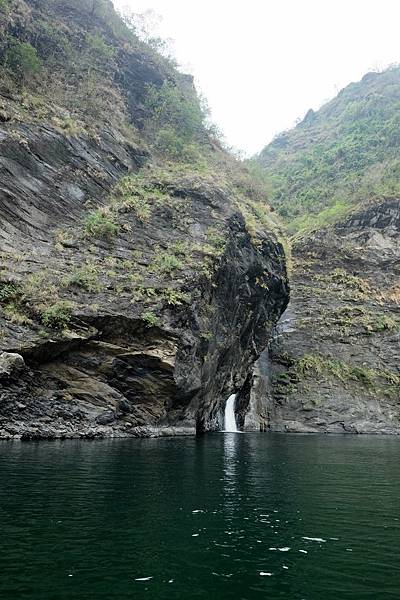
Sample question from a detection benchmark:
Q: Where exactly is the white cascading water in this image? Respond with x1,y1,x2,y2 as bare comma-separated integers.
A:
224,394,239,432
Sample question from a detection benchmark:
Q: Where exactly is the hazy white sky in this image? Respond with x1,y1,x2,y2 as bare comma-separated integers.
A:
113,0,400,155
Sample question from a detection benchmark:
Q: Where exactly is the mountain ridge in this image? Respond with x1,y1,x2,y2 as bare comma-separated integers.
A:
257,64,400,233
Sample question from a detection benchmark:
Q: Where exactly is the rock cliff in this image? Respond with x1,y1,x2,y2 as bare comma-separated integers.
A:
267,198,400,433
254,67,400,434
0,0,289,439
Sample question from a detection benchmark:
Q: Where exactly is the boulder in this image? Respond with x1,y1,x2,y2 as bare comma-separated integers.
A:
0,353,26,380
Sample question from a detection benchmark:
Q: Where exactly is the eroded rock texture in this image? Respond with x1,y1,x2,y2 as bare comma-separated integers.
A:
0,0,290,439
0,120,289,439
267,199,400,434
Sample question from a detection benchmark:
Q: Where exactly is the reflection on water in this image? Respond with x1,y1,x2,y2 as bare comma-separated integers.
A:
223,433,239,517
224,432,238,475
1,434,400,599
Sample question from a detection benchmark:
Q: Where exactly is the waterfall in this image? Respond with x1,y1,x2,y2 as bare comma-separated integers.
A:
224,394,239,432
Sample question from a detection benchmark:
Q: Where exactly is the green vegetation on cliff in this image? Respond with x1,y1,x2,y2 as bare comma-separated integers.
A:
0,0,289,346
293,353,400,399
0,0,193,142
256,66,400,232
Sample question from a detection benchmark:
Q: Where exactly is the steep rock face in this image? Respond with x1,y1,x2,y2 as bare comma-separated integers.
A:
268,198,400,433
0,120,289,439
0,0,290,439
254,64,400,434
238,349,270,432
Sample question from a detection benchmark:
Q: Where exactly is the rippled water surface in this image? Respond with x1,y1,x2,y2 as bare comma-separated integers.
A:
1,434,400,599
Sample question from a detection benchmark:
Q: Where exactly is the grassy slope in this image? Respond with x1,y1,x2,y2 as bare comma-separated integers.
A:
256,66,400,232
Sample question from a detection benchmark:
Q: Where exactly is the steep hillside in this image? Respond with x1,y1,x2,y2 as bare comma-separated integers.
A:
258,66,400,232
255,68,400,433
0,0,289,439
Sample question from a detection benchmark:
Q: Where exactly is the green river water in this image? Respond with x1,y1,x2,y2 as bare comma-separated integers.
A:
0,433,399,599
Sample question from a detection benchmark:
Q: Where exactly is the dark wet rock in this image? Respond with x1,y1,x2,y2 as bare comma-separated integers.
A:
240,349,270,432
96,410,116,425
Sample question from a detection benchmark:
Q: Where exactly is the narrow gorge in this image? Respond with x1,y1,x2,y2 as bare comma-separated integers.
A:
2,5,400,599
0,0,399,440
